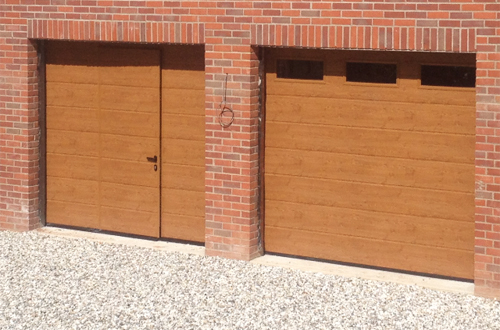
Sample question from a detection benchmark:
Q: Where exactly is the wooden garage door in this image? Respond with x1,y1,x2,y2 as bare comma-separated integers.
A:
46,42,205,241
161,45,206,243
264,48,476,279
46,42,161,237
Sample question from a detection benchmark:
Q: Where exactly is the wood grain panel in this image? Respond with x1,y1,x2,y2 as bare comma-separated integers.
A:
162,89,205,115
101,135,158,162
264,49,475,278
46,82,98,108
47,177,98,205
162,139,205,167
100,159,157,187
267,96,475,135
101,110,159,138
46,64,99,84
160,45,205,242
266,122,474,164
100,57,160,88
45,40,98,65
47,131,99,157
266,148,474,193
162,189,205,218
100,207,159,238
161,44,205,89
46,42,161,238
161,214,205,243
46,201,100,229
266,174,473,222
161,70,205,90
162,114,205,141
266,47,476,107
266,78,475,106
100,66,159,88
47,154,99,181
46,106,99,133
100,183,158,212
99,85,159,112
162,165,204,192
266,200,473,250
265,226,474,279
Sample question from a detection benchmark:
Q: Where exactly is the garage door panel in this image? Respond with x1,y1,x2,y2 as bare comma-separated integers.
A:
162,189,205,218
101,183,158,212
266,200,474,251
46,82,98,108
266,122,474,164
100,159,157,187
159,45,206,242
47,177,99,205
99,85,158,112
162,114,205,141
47,131,99,157
161,44,205,90
162,164,205,192
266,174,473,222
265,226,474,279
46,64,99,84
162,139,205,167
47,154,99,181
46,40,98,64
162,89,205,115
100,110,159,138
266,148,474,193
46,201,100,229
266,79,475,107
100,135,158,162
162,70,205,90
161,214,205,243
46,106,99,133
100,207,159,238
265,49,475,279
46,43,205,242
267,96,475,135
100,66,160,88
99,45,160,65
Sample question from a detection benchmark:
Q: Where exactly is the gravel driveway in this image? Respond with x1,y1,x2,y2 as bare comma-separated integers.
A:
0,230,499,330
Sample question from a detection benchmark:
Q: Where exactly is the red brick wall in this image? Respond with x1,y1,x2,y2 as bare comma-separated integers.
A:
1,0,499,297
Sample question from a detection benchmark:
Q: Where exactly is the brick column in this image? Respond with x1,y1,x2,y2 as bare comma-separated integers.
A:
0,19,41,231
204,20,262,260
474,18,500,298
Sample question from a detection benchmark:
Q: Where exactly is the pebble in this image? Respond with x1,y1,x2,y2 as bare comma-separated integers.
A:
0,231,499,330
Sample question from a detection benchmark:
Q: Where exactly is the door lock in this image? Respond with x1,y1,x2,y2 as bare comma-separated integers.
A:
147,155,158,163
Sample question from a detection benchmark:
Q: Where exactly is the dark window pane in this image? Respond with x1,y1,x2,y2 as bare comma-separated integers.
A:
421,65,475,87
277,59,323,80
346,62,397,84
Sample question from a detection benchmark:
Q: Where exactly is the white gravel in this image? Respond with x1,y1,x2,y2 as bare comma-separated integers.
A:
0,231,499,330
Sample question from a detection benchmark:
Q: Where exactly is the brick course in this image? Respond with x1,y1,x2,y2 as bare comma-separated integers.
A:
1,0,499,298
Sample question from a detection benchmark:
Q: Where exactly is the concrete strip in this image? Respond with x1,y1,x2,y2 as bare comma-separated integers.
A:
250,254,474,295
37,227,473,295
36,227,205,256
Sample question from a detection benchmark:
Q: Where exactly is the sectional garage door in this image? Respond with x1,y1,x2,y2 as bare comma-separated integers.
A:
45,41,205,242
264,48,476,279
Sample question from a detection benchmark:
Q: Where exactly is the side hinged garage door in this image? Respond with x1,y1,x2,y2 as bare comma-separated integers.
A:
45,42,205,242
264,48,476,279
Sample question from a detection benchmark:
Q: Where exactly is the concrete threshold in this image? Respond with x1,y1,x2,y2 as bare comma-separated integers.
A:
37,227,205,256
250,255,474,295
37,227,474,296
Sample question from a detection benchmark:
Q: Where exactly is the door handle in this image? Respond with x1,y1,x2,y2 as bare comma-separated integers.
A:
147,155,157,163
